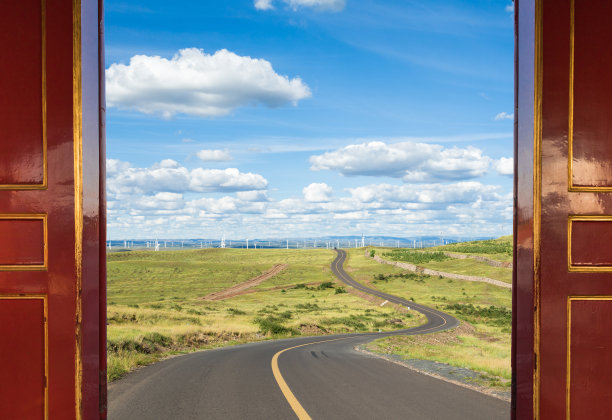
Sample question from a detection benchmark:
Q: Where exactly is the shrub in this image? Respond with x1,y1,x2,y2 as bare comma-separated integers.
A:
318,281,334,290
384,250,449,264
295,303,319,311
227,308,246,315
335,287,347,294
444,239,512,256
444,303,512,326
322,315,368,331
254,315,297,335
369,249,376,257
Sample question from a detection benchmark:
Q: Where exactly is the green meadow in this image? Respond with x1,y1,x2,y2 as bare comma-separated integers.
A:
379,235,513,283
107,237,513,391
351,239,512,390
107,248,425,381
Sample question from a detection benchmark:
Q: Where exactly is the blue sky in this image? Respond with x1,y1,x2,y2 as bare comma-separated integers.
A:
105,0,515,240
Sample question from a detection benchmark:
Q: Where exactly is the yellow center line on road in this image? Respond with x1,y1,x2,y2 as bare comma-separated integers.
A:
271,337,351,420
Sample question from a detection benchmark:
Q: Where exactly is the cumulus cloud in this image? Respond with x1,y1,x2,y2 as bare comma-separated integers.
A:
106,48,311,118
254,0,274,10
190,168,268,192
303,182,333,202
494,111,514,120
310,141,490,182
106,156,512,240
494,157,514,176
197,149,232,162
131,192,185,210
255,0,345,11
333,211,369,220
106,159,268,195
348,182,503,205
236,190,270,202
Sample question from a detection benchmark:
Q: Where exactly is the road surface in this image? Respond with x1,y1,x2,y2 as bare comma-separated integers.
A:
109,249,509,420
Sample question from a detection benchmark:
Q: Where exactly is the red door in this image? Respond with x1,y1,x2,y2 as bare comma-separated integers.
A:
0,1,106,418
515,0,612,418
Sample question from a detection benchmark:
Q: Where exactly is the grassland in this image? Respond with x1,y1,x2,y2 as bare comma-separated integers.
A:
344,247,512,390
379,236,513,283
107,248,425,381
107,237,513,391
429,235,513,263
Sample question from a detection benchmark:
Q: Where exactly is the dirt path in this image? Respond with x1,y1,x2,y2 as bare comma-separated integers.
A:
202,264,288,301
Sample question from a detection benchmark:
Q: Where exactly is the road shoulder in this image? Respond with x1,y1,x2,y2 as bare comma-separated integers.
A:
354,344,510,402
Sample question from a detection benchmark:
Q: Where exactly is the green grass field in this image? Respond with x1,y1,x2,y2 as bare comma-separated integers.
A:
344,247,512,390
428,235,513,263
379,235,513,283
107,248,425,381
107,238,513,390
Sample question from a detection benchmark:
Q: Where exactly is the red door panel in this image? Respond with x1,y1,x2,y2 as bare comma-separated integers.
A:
0,0,105,418
568,298,612,420
0,215,46,268
515,1,612,418
0,297,46,419
0,0,45,187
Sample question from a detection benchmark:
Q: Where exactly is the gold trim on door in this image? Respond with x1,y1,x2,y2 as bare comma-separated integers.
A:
72,0,84,417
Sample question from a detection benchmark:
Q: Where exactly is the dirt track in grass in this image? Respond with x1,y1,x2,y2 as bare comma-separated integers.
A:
201,264,288,300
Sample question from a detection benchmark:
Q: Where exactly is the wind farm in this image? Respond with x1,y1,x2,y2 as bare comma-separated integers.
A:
107,234,489,252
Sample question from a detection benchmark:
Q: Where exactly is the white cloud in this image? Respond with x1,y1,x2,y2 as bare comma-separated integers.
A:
106,158,131,175
310,141,490,181
190,168,268,192
263,209,288,219
106,48,311,118
255,0,345,12
106,157,513,240
494,157,514,176
505,3,514,13
188,197,239,214
303,182,333,202
254,0,275,10
131,192,185,210
494,111,514,120
333,211,369,220
106,159,268,195
197,148,232,162
348,182,503,205
236,190,270,202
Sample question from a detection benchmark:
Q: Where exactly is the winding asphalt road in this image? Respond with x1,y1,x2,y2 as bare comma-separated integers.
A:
109,249,509,420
